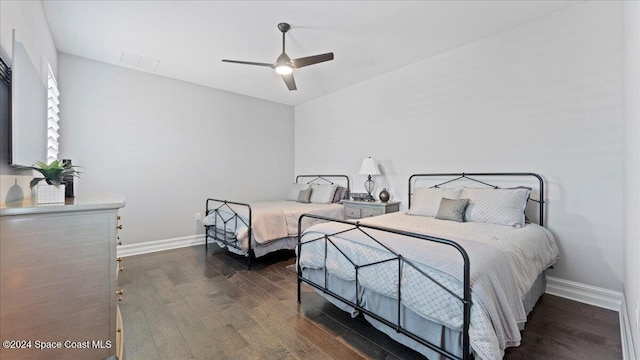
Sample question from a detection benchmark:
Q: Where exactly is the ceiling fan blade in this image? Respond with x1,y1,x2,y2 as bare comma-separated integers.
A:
291,53,334,69
280,73,297,91
222,59,274,67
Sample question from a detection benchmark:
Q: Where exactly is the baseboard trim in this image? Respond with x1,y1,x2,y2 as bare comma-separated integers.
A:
545,276,623,311
117,234,205,257
621,297,638,360
545,277,638,359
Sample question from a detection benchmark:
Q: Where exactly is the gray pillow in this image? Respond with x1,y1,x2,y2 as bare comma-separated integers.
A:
333,186,347,203
297,188,312,203
435,198,469,223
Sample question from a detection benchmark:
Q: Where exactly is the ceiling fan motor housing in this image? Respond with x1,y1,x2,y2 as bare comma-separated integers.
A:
278,22,291,33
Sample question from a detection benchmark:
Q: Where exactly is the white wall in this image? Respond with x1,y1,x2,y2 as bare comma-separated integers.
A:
0,0,57,80
0,0,57,202
624,1,640,357
295,2,624,291
58,53,294,245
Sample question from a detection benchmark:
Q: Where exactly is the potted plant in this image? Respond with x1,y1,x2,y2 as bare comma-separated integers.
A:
18,160,81,204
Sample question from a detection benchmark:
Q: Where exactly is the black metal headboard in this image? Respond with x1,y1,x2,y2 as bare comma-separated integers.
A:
408,172,545,226
295,175,350,194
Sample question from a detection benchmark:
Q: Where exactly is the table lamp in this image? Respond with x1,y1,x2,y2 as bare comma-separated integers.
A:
358,157,380,201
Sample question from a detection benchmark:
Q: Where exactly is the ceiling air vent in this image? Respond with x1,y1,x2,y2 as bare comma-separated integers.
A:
120,51,160,71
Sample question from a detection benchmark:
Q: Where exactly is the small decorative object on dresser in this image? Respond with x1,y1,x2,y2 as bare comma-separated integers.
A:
350,192,369,201
379,188,390,202
62,159,75,197
342,200,400,219
35,183,65,204
17,160,81,204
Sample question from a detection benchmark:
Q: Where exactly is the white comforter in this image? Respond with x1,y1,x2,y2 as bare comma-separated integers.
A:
297,211,558,360
203,201,344,250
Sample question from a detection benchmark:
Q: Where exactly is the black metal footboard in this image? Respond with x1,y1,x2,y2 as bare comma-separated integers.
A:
296,214,472,360
205,198,254,269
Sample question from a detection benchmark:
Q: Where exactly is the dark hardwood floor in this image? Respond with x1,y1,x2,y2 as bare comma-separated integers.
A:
118,245,622,360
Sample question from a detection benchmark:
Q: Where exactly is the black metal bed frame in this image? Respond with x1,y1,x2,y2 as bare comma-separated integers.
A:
205,175,350,270
297,172,545,360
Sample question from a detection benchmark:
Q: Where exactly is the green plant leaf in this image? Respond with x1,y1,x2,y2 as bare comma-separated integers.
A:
18,161,82,186
30,177,45,188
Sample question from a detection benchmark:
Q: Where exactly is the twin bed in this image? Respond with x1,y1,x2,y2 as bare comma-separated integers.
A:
202,175,349,269
295,173,558,360
203,172,558,360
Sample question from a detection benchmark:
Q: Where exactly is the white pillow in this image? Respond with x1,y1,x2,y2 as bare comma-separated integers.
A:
287,183,311,201
461,187,531,228
407,188,462,217
309,184,338,204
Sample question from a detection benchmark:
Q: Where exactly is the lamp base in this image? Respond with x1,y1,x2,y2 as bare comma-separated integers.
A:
364,175,375,201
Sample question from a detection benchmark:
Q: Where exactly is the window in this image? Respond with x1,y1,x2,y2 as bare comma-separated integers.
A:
46,64,60,164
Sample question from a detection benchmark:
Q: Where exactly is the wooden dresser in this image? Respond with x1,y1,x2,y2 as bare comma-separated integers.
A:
0,194,125,360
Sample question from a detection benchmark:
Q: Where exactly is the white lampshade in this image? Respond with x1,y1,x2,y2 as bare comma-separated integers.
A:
358,157,381,176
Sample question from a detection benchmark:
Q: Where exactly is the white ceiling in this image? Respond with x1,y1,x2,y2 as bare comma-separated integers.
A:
42,0,579,106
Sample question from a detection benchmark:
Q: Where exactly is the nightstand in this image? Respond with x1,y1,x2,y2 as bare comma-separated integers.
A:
342,200,401,219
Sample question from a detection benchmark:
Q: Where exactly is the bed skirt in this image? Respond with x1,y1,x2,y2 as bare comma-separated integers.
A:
301,268,547,360
207,229,298,258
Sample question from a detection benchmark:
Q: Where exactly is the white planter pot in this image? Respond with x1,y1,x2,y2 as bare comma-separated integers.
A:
35,184,66,204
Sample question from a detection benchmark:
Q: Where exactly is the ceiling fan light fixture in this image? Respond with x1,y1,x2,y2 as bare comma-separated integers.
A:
222,22,333,91
275,64,293,75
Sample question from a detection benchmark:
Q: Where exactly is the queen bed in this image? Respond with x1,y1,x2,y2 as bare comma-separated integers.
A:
203,175,349,269
296,173,559,360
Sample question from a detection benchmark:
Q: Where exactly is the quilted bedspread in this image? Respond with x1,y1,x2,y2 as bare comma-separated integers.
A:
297,211,558,360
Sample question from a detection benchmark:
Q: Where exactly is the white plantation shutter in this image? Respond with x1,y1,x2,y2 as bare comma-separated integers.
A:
46,65,60,164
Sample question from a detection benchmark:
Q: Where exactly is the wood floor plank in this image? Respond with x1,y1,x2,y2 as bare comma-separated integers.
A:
143,307,196,360
147,268,187,305
175,327,231,360
248,304,333,360
117,310,161,360
237,323,297,360
287,313,369,360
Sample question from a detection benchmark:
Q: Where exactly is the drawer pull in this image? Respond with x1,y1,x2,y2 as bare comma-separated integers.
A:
117,241,122,246
117,216,121,220
116,289,124,296
116,328,122,333
118,267,124,272
116,257,122,263
117,224,123,230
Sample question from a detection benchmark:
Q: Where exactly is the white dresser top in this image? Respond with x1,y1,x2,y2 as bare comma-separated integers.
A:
0,193,125,216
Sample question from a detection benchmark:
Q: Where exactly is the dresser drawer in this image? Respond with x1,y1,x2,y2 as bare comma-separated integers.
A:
361,208,383,218
344,207,361,219
341,201,401,220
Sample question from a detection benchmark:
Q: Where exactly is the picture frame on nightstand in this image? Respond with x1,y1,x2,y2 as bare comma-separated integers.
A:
350,193,370,201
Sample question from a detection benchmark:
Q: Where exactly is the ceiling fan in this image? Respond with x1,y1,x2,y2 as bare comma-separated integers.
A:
222,23,334,91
